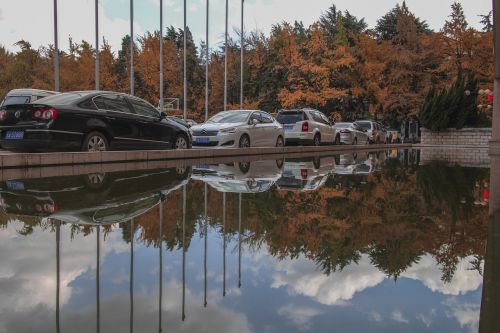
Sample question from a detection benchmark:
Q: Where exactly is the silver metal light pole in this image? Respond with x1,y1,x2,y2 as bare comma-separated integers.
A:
53,0,60,92
238,193,242,289
182,185,186,321
95,0,100,90
96,226,101,333
240,0,244,110
130,0,134,96
159,0,164,113
224,0,228,112
222,192,226,297
204,183,208,307
205,0,209,122
183,0,187,120
130,219,134,333
159,200,163,332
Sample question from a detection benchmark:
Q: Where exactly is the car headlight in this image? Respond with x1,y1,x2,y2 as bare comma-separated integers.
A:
220,127,236,134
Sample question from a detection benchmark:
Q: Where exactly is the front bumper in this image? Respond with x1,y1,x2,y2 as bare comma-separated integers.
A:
284,131,314,145
192,132,238,148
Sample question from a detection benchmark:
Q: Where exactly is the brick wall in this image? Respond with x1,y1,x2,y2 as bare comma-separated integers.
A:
420,128,491,146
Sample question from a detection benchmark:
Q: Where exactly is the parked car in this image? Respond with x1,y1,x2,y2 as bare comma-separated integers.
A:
333,122,369,145
355,121,387,144
276,156,335,192
0,91,192,152
190,110,284,148
0,88,59,107
276,109,337,146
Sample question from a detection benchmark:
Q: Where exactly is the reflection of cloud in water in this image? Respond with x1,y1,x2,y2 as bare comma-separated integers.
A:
271,255,385,305
0,221,127,312
267,253,482,306
444,298,480,333
391,310,409,323
277,304,324,331
401,255,483,295
0,280,253,333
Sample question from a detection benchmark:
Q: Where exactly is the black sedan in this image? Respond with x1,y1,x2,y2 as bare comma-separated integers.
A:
0,91,192,152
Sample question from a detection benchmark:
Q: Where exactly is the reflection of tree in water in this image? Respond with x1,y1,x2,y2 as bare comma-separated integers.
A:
369,241,422,281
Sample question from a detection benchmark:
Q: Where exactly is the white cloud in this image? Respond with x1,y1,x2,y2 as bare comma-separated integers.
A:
277,304,324,330
369,311,383,322
391,310,409,323
444,298,480,333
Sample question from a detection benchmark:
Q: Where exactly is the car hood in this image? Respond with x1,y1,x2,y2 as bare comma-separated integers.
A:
191,122,246,131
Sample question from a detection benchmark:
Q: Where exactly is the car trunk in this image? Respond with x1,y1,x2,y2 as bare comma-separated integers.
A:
276,111,310,132
0,103,51,126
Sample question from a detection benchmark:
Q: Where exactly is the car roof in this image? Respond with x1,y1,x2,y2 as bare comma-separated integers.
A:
6,88,59,96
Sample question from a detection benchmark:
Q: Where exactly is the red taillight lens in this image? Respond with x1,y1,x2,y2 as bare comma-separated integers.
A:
301,122,309,132
33,107,58,121
0,111,6,121
301,169,308,179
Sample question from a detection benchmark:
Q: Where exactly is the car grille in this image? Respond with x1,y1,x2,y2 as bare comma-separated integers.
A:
192,130,219,137
193,141,219,147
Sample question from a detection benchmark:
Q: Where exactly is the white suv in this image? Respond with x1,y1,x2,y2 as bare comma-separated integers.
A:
276,109,337,146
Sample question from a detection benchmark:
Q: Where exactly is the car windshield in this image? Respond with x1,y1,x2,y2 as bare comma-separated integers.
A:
36,92,90,105
1,96,31,107
276,111,306,124
335,123,353,128
208,111,250,124
356,121,372,130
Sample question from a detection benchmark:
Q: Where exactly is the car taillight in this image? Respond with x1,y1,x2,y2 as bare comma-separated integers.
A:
33,107,58,121
340,130,350,134
0,111,6,121
43,203,59,213
301,169,308,179
301,122,309,132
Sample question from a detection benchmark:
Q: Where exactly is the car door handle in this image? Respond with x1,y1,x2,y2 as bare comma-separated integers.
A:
105,116,116,121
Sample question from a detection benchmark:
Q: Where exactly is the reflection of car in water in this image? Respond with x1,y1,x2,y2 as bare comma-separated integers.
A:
334,152,374,175
192,160,283,193
0,168,190,225
276,156,335,192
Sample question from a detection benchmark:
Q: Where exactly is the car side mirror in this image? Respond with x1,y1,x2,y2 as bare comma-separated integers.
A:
159,112,166,120
251,118,259,126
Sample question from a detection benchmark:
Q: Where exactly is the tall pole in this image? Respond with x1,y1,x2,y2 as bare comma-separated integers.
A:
224,0,228,112
223,192,226,297
130,219,134,333
240,0,244,110
96,226,101,333
95,0,100,90
130,0,134,96
159,200,163,332
204,183,208,307
183,0,187,120
159,0,164,113
205,0,209,122
53,0,60,92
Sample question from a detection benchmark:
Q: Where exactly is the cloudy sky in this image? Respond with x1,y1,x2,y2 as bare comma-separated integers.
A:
0,0,492,53
0,0,493,53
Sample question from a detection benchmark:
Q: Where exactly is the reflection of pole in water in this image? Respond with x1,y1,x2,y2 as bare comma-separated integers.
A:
238,193,242,289
96,226,100,333
130,219,134,333
204,184,208,307
182,186,186,321
159,199,163,332
223,192,226,297
56,220,60,333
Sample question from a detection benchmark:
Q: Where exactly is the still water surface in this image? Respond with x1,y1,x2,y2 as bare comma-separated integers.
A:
0,150,491,332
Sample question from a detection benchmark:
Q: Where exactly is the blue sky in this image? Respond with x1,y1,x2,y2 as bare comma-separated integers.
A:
0,0,493,53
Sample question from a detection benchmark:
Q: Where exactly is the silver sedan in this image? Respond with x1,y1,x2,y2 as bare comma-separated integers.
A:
191,110,285,148
333,122,369,145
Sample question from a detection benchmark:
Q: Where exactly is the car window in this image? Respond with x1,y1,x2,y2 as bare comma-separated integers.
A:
208,111,250,124
319,112,331,125
310,111,322,123
78,98,98,110
36,92,89,105
1,96,31,107
250,112,263,123
94,95,133,114
355,121,371,130
261,112,273,123
276,111,306,124
129,98,160,118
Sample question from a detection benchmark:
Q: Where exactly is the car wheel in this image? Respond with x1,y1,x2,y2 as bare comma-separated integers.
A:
239,134,250,148
82,131,108,152
313,134,321,146
276,159,284,169
276,136,284,147
174,134,188,150
353,137,358,145
83,173,108,190
238,162,250,173
313,157,321,169
335,135,341,145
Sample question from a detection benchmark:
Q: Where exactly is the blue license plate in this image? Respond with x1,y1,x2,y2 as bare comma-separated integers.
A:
195,137,210,143
6,180,24,190
5,131,24,140
284,125,294,131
